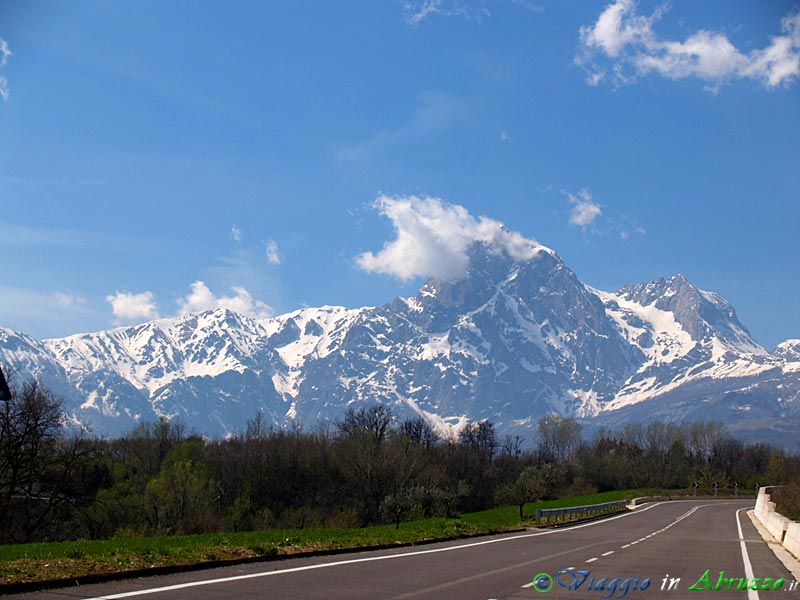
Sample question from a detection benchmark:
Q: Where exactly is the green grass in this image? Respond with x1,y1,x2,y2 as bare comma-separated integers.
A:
0,487,711,586
0,519,485,585
461,489,636,528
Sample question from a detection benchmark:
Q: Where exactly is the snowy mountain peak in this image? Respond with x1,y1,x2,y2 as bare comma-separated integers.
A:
618,273,697,308
776,339,800,361
0,249,795,443
614,274,764,356
416,240,564,308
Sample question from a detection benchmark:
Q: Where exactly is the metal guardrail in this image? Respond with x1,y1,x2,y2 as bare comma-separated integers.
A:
535,500,628,525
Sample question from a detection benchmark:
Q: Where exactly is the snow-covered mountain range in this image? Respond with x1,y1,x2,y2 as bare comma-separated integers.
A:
2,241,798,445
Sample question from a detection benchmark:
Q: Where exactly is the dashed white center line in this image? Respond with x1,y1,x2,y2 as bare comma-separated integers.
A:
615,505,703,555
525,503,732,595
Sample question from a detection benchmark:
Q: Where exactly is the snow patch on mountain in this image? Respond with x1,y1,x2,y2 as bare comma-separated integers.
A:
262,305,366,399
593,288,694,365
776,340,800,373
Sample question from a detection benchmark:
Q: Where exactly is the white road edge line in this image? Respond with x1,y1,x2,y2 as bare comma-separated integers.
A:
746,510,800,580
81,501,714,600
736,508,760,600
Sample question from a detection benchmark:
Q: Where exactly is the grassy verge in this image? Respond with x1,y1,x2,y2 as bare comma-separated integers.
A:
0,487,722,586
460,489,635,528
0,519,476,586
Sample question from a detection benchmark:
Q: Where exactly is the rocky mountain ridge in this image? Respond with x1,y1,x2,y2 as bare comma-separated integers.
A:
1,242,797,444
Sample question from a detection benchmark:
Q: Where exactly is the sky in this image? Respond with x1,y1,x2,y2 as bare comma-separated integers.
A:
0,0,799,349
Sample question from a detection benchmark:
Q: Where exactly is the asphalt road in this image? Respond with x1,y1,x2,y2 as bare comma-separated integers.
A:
11,500,797,600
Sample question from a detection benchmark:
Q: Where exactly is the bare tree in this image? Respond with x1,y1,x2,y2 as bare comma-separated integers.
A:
459,420,498,461
501,434,525,458
336,404,395,443
0,379,92,542
398,416,439,448
537,415,582,463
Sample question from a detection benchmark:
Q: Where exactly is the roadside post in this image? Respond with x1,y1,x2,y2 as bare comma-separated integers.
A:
0,364,11,401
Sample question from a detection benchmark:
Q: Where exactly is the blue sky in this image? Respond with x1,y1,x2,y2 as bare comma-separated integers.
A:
0,0,798,348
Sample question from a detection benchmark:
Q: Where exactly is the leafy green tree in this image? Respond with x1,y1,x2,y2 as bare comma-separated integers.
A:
146,440,219,534
380,489,417,529
84,463,148,538
501,463,563,521
765,449,797,485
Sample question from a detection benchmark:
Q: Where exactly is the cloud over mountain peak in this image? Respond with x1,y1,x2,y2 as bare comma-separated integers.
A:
356,195,541,281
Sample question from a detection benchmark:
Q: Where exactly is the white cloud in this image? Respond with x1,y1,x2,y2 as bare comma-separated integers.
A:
619,225,646,241
0,40,9,67
404,0,445,25
566,188,602,229
499,131,511,142
177,281,273,319
106,291,159,322
402,0,538,25
744,12,800,87
231,225,242,242
403,0,488,25
266,240,281,265
356,195,540,281
510,0,544,12
54,292,88,307
580,0,656,58
577,1,800,90
0,38,12,102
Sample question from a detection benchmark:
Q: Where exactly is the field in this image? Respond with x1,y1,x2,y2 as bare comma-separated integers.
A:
0,489,702,587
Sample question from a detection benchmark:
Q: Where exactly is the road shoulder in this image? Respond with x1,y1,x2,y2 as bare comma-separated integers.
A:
747,509,800,580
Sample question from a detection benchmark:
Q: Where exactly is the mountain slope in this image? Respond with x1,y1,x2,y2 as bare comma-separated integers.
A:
0,242,796,441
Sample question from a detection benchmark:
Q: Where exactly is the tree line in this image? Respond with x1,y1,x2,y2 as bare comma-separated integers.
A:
1,379,799,544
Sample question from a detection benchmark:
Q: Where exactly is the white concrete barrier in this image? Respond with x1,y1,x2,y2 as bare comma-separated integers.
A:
785,522,800,559
754,486,799,560
766,511,789,542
